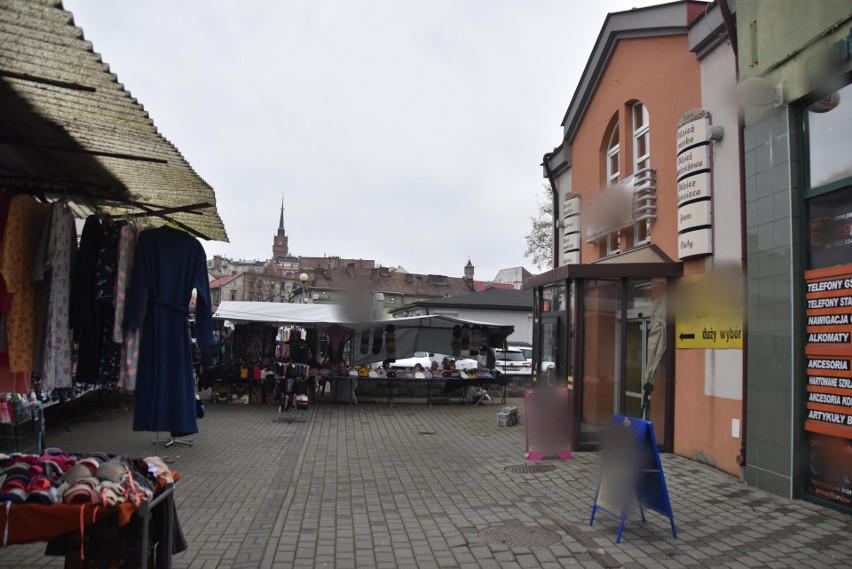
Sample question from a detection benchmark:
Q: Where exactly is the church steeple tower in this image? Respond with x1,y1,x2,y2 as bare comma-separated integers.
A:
273,196,289,259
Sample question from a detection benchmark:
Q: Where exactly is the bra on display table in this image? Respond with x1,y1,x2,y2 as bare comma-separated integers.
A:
0,451,183,567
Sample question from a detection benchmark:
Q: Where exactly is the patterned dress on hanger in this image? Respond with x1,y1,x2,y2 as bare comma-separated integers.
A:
35,203,76,390
95,220,124,384
114,223,142,391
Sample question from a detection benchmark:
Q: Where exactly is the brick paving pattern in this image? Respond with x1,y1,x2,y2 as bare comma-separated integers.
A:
1,396,850,568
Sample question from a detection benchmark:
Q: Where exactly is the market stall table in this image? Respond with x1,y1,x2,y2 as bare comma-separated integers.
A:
316,373,507,406
0,460,181,567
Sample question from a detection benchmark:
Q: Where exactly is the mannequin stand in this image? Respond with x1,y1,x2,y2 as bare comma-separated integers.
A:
151,432,175,464
165,437,193,448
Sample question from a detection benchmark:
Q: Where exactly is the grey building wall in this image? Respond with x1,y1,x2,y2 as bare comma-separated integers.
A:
744,106,805,497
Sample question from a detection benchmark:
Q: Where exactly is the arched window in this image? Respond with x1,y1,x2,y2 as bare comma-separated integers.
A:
632,103,650,172
632,102,652,244
606,123,620,186
604,123,621,254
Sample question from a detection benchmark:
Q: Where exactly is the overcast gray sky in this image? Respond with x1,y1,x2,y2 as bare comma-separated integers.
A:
64,0,666,281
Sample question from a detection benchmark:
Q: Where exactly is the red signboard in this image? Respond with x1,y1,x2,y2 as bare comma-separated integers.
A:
805,265,852,440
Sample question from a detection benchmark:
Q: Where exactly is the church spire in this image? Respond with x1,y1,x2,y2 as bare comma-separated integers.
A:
272,194,290,258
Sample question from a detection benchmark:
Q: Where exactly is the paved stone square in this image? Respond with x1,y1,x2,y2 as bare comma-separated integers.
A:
2,395,850,568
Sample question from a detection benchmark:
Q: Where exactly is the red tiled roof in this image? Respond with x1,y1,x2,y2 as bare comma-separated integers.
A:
304,266,475,297
209,274,239,288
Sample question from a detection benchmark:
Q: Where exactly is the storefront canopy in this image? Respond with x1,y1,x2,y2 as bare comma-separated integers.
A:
212,301,514,364
0,0,228,241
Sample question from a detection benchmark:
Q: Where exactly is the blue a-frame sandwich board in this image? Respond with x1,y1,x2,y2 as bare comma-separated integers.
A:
589,415,677,543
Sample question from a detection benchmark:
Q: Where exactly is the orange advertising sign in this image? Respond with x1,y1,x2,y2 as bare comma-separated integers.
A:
805,265,852,440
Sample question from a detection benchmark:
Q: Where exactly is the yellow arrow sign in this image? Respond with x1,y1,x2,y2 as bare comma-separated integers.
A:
675,273,743,349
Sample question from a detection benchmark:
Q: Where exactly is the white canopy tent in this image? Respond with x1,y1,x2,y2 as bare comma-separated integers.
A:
213,301,350,325
212,301,514,365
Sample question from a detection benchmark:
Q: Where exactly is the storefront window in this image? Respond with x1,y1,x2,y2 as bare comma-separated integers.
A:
542,284,566,313
580,278,668,448
803,91,852,510
807,185,852,270
581,279,619,445
807,82,852,189
539,283,568,386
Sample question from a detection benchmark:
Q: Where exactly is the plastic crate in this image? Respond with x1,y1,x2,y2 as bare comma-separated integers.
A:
0,404,44,454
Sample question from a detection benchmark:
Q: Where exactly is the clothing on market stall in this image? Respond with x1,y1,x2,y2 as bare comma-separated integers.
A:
94,220,125,385
0,197,220,437
124,225,215,435
0,196,50,382
232,323,278,363
33,203,76,391
70,215,103,385
114,223,142,391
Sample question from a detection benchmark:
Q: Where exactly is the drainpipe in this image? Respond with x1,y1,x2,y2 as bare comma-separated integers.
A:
720,0,747,482
542,152,560,270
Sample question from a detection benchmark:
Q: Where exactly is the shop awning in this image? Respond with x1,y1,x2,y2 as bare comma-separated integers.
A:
523,244,683,289
0,0,227,241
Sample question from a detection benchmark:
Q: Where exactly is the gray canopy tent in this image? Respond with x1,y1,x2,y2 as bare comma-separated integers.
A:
212,301,514,365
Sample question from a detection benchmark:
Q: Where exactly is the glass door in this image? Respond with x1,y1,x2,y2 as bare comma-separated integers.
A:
580,279,620,446
625,278,669,449
539,284,568,387
624,315,650,419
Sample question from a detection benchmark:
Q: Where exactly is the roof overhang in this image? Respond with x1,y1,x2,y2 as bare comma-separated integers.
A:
522,244,683,289
0,0,228,241
688,0,734,60
559,1,706,144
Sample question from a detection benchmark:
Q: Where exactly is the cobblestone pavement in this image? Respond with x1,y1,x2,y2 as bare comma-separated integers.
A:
2,396,851,568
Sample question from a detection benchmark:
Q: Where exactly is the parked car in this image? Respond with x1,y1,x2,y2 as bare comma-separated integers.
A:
389,352,479,370
389,351,432,369
440,355,479,370
512,345,556,372
493,348,531,376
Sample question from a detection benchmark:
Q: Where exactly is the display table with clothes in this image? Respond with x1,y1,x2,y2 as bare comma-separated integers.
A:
0,450,184,568
316,371,507,406
209,378,277,405
201,361,314,407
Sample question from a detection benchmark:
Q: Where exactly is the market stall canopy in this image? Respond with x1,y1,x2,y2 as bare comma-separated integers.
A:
213,301,349,325
0,0,228,241
349,315,515,366
213,301,514,364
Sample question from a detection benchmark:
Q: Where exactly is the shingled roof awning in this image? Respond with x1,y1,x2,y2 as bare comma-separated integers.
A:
0,0,228,242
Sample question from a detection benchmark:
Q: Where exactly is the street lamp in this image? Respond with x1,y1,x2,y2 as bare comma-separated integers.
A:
299,272,309,303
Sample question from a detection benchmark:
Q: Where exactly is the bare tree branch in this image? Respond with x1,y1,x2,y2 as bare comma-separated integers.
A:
524,184,554,271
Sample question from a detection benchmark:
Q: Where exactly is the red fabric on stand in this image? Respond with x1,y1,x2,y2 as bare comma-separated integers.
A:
1,501,136,546
0,472,179,546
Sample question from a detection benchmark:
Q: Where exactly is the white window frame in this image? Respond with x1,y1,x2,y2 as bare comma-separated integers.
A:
632,103,651,246
605,124,620,254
